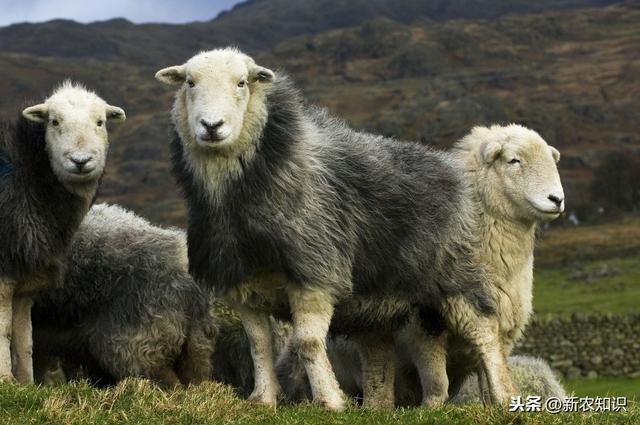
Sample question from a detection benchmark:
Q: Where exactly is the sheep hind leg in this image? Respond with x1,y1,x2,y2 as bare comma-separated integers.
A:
287,287,345,411
11,296,34,383
353,333,396,409
395,317,449,407
234,305,281,407
0,280,14,381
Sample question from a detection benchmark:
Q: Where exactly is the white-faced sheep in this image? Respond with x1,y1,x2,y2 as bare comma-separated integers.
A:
0,82,125,382
156,47,512,410
394,124,564,406
32,203,216,387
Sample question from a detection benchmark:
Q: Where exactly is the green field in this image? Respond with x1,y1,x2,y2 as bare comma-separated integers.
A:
564,378,640,400
0,379,637,425
533,256,640,316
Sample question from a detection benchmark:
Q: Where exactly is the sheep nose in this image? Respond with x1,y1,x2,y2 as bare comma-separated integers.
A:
548,194,564,207
70,155,92,171
200,119,224,135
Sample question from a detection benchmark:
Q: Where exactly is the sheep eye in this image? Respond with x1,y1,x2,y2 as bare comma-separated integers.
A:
508,158,521,165
97,120,104,127
187,79,195,88
237,80,246,88
51,119,59,126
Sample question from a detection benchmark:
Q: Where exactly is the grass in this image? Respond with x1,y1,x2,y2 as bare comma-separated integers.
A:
532,256,640,316
0,379,638,425
564,378,640,400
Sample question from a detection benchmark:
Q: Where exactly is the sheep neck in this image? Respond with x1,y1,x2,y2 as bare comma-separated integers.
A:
479,210,536,284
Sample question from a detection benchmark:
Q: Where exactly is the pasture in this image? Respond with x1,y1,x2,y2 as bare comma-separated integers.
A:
0,379,637,425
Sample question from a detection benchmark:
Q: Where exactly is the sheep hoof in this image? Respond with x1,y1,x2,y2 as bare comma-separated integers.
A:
423,395,447,408
0,373,16,383
248,389,279,408
315,391,347,412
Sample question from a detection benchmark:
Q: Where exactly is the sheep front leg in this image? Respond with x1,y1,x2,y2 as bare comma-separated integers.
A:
444,297,515,404
395,317,449,407
477,367,492,405
11,296,34,383
234,304,281,407
0,279,14,381
287,287,345,411
353,333,396,409
475,330,514,404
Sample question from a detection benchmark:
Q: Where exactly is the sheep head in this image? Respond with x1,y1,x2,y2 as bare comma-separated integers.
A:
22,80,125,196
457,124,564,224
155,47,275,157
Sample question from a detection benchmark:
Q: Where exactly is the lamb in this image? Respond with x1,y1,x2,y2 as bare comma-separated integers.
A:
0,82,125,382
156,47,510,410
394,124,564,405
31,203,216,387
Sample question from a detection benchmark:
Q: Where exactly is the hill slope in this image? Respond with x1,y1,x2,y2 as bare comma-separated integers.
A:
0,0,625,65
0,1,637,226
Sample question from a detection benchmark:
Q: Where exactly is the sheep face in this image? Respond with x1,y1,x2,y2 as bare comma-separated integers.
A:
466,124,564,224
156,48,275,156
22,82,125,195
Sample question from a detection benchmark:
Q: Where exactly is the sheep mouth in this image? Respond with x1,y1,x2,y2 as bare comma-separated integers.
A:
64,169,99,182
537,208,561,215
198,134,227,145
531,204,563,216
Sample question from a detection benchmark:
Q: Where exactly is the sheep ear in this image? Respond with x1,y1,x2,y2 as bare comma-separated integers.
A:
106,105,126,122
22,104,49,123
249,65,275,84
549,146,560,163
481,141,502,164
155,65,186,85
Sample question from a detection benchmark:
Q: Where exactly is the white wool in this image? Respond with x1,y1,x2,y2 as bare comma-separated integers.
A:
453,124,564,351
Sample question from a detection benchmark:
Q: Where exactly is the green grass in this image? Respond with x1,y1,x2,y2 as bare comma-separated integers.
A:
533,256,640,316
564,378,640,400
0,379,638,425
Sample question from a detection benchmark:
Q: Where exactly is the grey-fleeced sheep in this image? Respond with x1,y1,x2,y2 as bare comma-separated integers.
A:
156,47,511,410
0,82,125,382
32,203,215,387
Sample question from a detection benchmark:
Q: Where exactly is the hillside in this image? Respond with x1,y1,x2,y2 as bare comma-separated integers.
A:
0,0,623,65
0,1,638,227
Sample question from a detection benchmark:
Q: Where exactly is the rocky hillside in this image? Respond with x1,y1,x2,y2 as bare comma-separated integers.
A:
0,0,637,226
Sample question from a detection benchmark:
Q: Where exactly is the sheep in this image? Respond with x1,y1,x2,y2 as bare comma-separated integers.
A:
393,124,564,406
156,47,511,410
0,81,125,383
276,336,567,406
31,203,216,387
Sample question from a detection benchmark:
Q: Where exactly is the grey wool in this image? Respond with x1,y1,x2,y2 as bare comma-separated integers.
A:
32,204,216,387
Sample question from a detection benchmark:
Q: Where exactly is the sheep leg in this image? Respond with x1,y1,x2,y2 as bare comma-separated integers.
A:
11,296,34,383
353,333,396,409
477,367,491,405
0,280,14,381
476,334,514,404
444,297,514,404
235,304,281,407
395,317,449,407
152,367,182,389
287,287,345,411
